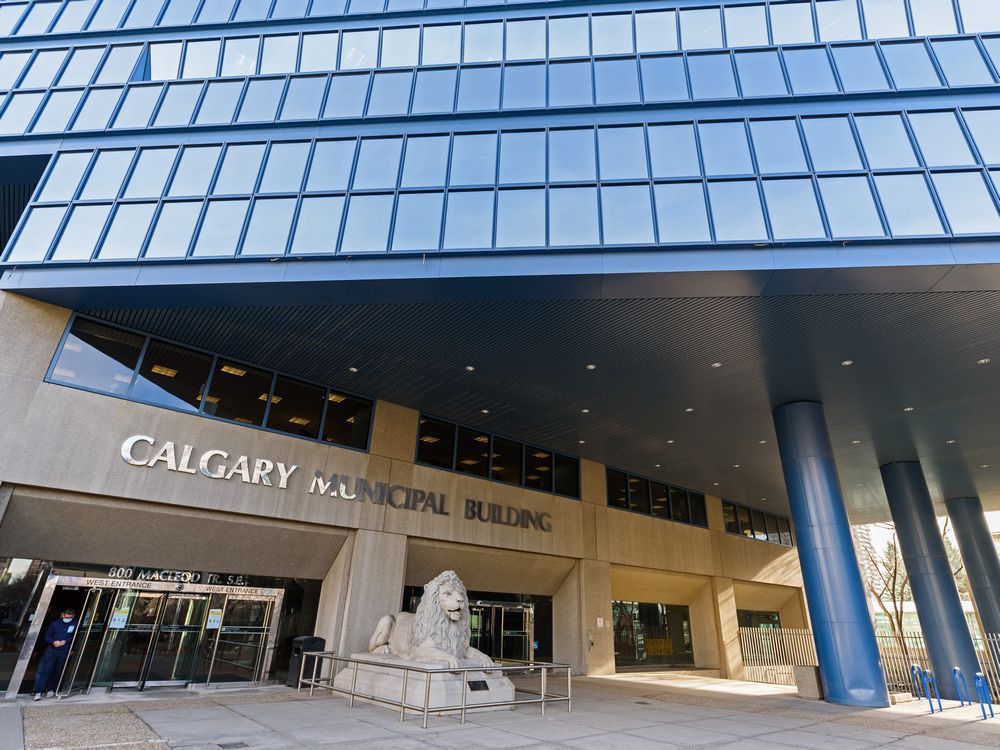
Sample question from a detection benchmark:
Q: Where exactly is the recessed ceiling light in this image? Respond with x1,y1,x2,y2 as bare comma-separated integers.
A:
711,362,723,368
851,439,862,445
480,409,489,414
841,360,854,367
348,366,359,373
761,497,767,502
654,463,661,468
946,439,957,444
465,365,476,372
581,408,590,414
685,407,695,413
857,483,863,488
220,365,247,376
578,439,586,444
981,464,991,469
978,358,992,365
713,482,720,486
586,364,597,370
732,464,741,468
757,440,767,445
903,406,915,412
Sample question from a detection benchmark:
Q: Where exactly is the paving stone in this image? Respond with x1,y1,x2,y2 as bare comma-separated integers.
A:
23,711,160,750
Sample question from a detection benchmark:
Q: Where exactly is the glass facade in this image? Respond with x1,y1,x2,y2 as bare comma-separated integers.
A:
722,500,794,546
612,600,693,668
606,468,708,528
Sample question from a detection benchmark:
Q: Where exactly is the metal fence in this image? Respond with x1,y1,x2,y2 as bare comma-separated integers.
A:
737,627,817,686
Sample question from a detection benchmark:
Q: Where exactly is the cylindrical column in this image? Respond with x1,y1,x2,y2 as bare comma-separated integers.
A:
881,462,980,700
945,496,1000,638
773,401,889,707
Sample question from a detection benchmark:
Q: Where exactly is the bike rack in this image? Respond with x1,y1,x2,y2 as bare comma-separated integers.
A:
975,673,995,720
953,667,972,707
910,665,943,714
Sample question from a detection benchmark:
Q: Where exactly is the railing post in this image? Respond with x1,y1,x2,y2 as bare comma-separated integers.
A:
540,666,547,716
567,667,572,713
460,670,469,725
310,651,319,697
399,668,409,723
350,660,359,708
422,669,432,730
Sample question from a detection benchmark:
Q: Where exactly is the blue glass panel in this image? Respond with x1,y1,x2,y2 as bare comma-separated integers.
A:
70,87,120,131
443,191,493,249
931,39,994,86
595,59,641,105
40,152,92,202
260,142,310,193
688,53,738,99
699,122,753,176
862,0,909,38
96,45,142,84
144,201,202,258
750,120,808,174
80,149,133,200
124,0,166,27
502,64,545,109
423,24,462,65
707,181,768,241
280,77,327,121
367,71,412,116
602,185,655,244
507,20,546,60
341,194,394,253
32,90,83,132
0,52,31,90
816,0,862,41
637,11,678,53
98,203,157,259
150,42,182,80
309,0,347,15
959,0,999,33
325,74,370,118
391,192,443,251
762,178,825,239
53,0,97,32
911,0,957,34
124,147,177,198
153,82,200,126
832,45,890,91
182,39,220,78
817,176,885,237
983,38,1000,72
191,200,250,257
640,56,689,101
160,0,199,25
549,62,593,107
260,35,298,75
15,3,59,35
290,196,344,254
306,140,356,191
400,136,448,188
931,172,1000,233
21,50,66,88
550,187,599,246
58,48,103,86
380,27,419,67
648,124,701,177
349,0,384,13
300,32,338,72
770,2,815,44
855,114,918,168
50,203,111,261
0,92,42,133
213,143,266,195
500,131,545,184
549,129,596,182
241,198,297,255
592,13,634,55
784,48,839,94
236,78,284,123
549,16,590,58
724,5,769,47
0,6,26,38
168,145,222,197
354,138,402,189
111,85,161,128
873,174,944,235
412,69,456,114
802,117,863,170
449,133,497,186
735,50,789,97
909,112,975,166
963,109,1000,163
463,22,502,62
88,0,129,29
496,188,544,247
234,0,270,21
654,183,711,242
6,205,65,262
680,7,723,49
882,42,942,88
196,0,236,23
457,66,500,111
194,80,243,125
598,127,648,180
341,30,378,69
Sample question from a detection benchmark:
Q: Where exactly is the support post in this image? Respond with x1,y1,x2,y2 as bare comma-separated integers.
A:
773,401,889,707
881,462,980,701
946,496,1000,638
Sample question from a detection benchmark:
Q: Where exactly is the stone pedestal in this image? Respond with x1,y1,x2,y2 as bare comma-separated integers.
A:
794,665,824,700
333,653,514,714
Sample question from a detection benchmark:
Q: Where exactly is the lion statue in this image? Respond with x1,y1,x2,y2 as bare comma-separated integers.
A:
368,570,494,669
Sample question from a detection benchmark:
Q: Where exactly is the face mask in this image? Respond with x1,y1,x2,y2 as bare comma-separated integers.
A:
62,617,73,623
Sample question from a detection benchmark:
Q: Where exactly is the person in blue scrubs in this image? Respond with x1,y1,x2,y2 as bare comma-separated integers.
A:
33,608,77,700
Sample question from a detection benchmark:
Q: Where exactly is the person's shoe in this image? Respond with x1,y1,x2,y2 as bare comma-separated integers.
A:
46,691,55,698
32,693,41,701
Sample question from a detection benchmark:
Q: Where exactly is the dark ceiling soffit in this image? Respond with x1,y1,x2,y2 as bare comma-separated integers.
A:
2,243,1000,310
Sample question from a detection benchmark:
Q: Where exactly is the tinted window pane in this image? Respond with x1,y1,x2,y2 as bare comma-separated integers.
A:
554,455,579,498
161,0,199,25
191,200,249,257
735,50,789,97
59,47,103,86
832,45,890,91
144,201,202,257
548,61,592,107
80,149,133,200
649,482,669,518
640,56,689,102
765,514,781,543
0,92,39,135
491,437,523,485
628,476,651,514
307,140,355,191
689,493,707,527
680,8,723,49
50,203,111,260
751,120,808,173
7,206,65,262
266,376,324,439
763,178,826,239
444,191,493,249
500,131,545,184
300,32,338,72
50,319,142,395
153,82,200,126
112,85,161,128
290,196,344,254
323,393,371,450
816,0,862,41
204,360,271,425
855,114,918,168
670,487,690,522
700,122,753,176
53,0,97,32
909,112,975,166
874,174,944,235
97,202,157,259
932,172,1000,234
689,53,738,99
750,509,767,540
40,151,91,202
882,42,942,88
723,502,739,533
196,0,236,23
598,127,648,180
32,89,83,132
778,517,793,545
595,58,641,105
959,0,1000,32
607,469,629,509
549,16,589,58
636,11,678,52
708,181,768,241
391,192,443,251
771,2,815,44
648,124,700,178
70,88,119,131
400,136,448,188
963,109,1000,163
496,188,544,248
911,0,957,34
324,73,369,118
241,198,296,255
457,66,501,111
737,506,753,536
236,78,283,122
132,340,211,412
125,0,166,27
550,129,596,182
341,30,378,69
502,64,545,109
88,0,129,28
181,39,220,78
602,185,655,244
416,417,456,468
524,447,553,492
124,147,177,198
194,80,243,125
655,183,711,242
593,14,634,55
932,39,994,86
354,138,401,189
862,0,909,37
367,71,412,116
550,187,599,246
341,194,393,252
818,176,886,237
802,117,863,170
0,53,31,90
280,76,327,121
412,68,455,114
422,24,461,65
506,19,546,60
785,48,839,94
21,50,66,88
450,133,497,186
97,45,141,84
212,143,265,195
456,427,490,477
15,3,58,35
464,22,502,62
724,4,769,47
259,142,310,193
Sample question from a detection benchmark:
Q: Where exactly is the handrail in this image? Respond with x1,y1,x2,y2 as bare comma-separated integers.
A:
297,651,572,729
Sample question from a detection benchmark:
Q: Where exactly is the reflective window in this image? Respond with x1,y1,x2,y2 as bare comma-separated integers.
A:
450,133,497,186
267,376,325,439
506,19,546,60
802,116,863,170
959,0,999,33
258,142,309,193
380,27,418,67
50,203,111,261
648,124,700,178
196,0,236,23
724,5,769,47
112,85,161,129
457,66,500,111
0,91,43,133
550,187,599,246
832,45,890,91
241,197,296,255
59,47,103,86
456,426,489,477
671,487,691,523
88,0,129,29
341,30,378,69
595,59,640,105
391,192,443,251
205,359,270,426
874,174,944,235
53,0,96,32
598,127,648,180
735,50,789,97
931,172,1000,233
602,185,655,244
909,111,975,166
785,48,839,94
0,6,25,38
416,417,455,468
32,89,82,132
963,109,1000,163
341,194,393,252
763,178,825,239
680,8,723,49
931,39,994,86
6,206,65,261
300,32,338,72
862,0,909,37
21,49,65,89
655,183,711,242
708,181,768,241
607,469,629,509
549,15,589,58
524,446,553,492
152,81,200,127
290,196,344,254
194,80,243,125
636,11,678,52
40,151,91,202
771,1,815,44
548,61,592,107
0,52,31,90
882,42,942,88
502,63,545,109
144,201,202,258
816,0,862,41
125,0,166,28
130,339,211,412
80,149,133,200
181,39,220,79
324,73,369,118
124,147,177,198
191,199,249,256
398,135,447,188
16,3,59,36
236,78,283,123
496,188,544,247
97,45,141,84
260,35,297,75
235,0,270,21
422,24,461,65
221,37,259,77
50,319,142,395
750,120,808,173
699,122,753,176
213,143,265,195
354,138,402,189
160,0,198,25
412,68,456,113
280,76,327,120
70,87,119,131
98,202,157,259
855,114,919,168
307,139,355,191
443,190,493,249
628,476,651,514
499,131,545,184
640,56,689,102
688,53,737,99
549,128,596,182
910,0,957,35
592,14,634,55
367,70,412,116
168,145,222,197
464,22,502,62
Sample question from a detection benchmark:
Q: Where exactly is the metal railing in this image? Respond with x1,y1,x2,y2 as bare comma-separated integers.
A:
878,631,1000,696
737,627,817,686
297,651,571,729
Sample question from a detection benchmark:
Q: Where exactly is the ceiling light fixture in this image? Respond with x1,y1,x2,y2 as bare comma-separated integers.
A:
732,464,741,468
480,409,489,414
713,482,720,486
903,406,915,412
586,364,597,370
348,366,359,373
978,358,992,365
841,360,854,367
667,439,675,444
851,439,862,445
328,393,346,403
465,365,476,372
946,439,957,444
757,439,767,445
685,407,695,413
982,464,991,469
220,365,246,376
654,463,661,468
581,408,590,414
578,439,586,444
711,362,723,368
150,365,177,378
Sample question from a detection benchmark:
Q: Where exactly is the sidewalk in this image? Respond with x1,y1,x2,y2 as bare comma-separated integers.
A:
3,673,1000,749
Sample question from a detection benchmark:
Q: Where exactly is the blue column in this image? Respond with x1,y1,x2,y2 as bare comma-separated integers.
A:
773,401,889,707
946,496,1000,638
880,462,980,700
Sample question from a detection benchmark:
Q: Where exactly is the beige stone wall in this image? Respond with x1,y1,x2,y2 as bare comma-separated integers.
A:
0,291,807,676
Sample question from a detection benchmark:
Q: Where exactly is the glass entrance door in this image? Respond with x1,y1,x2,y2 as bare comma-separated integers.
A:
145,594,209,686
93,591,163,688
206,596,273,685
57,588,114,697
468,602,534,663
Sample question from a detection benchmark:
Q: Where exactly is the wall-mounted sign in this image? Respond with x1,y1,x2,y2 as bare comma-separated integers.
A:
106,566,249,587
120,435,552,533
109,607,130,629
206,609,223,630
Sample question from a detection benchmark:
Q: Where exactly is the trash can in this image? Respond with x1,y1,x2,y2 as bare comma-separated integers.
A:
287,635,326,687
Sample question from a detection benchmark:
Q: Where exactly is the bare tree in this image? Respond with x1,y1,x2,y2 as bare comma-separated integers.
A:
856,524,911,656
